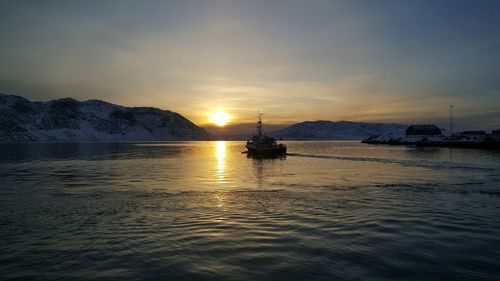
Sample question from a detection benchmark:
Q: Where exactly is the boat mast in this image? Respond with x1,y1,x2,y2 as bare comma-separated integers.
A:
257,113,263,136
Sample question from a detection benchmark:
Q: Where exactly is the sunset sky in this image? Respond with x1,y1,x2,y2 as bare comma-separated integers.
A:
1,0,499,130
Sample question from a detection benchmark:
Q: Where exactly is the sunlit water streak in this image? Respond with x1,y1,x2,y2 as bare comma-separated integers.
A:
0,141,500,281
216,141,226,184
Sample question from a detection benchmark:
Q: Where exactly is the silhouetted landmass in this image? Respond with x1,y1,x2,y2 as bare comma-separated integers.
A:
0,94,211,141
271,120,407,140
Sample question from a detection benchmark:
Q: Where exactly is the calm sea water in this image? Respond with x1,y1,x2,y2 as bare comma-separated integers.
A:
1,141,500,281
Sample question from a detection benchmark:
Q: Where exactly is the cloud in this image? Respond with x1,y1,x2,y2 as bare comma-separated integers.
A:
1,0,499,129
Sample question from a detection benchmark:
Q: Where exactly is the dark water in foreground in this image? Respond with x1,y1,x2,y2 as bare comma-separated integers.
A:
1,141,500,281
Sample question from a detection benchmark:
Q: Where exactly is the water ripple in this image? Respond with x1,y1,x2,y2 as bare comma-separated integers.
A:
1,141,500,280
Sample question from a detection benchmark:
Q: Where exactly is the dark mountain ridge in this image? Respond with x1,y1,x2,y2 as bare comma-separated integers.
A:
0,93,211,141
271,120,407,140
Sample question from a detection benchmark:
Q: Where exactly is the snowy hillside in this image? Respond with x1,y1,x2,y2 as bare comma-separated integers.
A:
271,120,407,140
0,94,211,141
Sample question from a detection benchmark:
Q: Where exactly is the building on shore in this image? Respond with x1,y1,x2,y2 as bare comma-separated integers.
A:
490,129,500,141
405,124,442,137
363,125,500,150
459,131,487,141
363,124,444,144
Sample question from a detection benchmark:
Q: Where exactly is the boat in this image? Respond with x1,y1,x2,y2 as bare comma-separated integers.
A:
246,113,287,156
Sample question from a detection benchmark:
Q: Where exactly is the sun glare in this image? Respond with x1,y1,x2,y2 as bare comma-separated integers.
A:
209,112,231,127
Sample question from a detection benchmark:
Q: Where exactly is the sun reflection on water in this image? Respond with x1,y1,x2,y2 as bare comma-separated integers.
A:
215,141,226,183
212,192,225,208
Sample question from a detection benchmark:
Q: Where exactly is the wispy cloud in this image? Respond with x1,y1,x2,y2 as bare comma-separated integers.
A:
1,0,499,129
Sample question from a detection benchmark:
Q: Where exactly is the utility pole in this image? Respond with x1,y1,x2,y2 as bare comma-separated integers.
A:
449,105,454,137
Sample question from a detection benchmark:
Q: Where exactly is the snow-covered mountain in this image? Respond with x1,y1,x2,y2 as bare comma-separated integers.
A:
271,120,407,140
0,94,211,141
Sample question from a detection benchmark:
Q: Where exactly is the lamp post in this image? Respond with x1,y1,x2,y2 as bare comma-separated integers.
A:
449,105,454,137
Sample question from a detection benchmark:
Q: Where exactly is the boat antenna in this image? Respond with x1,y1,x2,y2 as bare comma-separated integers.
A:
449,105,454,136
257,112,263,136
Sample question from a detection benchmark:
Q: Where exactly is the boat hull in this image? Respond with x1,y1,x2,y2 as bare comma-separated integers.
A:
246,146,287,156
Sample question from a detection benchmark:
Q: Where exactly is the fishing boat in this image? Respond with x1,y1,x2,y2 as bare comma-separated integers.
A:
246,113,287,156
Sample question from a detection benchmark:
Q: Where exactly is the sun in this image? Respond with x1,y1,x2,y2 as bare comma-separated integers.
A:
209,112,231,127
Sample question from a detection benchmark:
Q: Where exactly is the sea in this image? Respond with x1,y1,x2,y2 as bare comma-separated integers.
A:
1,141,499,281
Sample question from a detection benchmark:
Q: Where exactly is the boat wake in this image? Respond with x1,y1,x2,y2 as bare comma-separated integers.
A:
286,153,495,172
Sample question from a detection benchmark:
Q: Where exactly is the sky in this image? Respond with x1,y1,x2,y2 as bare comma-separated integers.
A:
1,0,499,130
